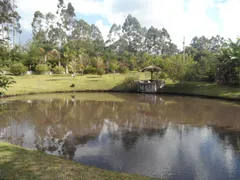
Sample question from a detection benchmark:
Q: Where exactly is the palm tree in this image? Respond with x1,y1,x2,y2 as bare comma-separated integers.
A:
63,46,75,74
68,59,78,75
51,49,61,67
217,38,240,85
39,48,48,63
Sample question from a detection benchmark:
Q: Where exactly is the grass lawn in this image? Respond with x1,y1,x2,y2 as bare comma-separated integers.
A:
162,81,240,100
1,72,240,100
0,142,155,180
3,73,127,96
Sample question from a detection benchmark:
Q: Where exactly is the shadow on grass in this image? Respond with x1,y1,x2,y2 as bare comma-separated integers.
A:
87,79,102,82
45,79,64,81
86,76,101,79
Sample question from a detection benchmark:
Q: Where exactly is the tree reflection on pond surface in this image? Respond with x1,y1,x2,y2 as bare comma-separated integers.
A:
1,93,240,180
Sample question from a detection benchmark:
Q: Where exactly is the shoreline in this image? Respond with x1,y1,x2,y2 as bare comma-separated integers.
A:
0,142,155,180
2,88,240,102
1,74,240,102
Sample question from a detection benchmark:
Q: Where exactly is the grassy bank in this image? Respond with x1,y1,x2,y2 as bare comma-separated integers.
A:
0,142,155,180
2,73,240,100
162,81,240,100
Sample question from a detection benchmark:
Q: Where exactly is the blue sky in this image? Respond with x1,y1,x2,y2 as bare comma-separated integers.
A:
17,0,240,48
76,13,110,26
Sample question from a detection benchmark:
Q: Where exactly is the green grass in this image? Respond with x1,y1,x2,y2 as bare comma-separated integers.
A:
163,81,240,100
3,72,150,96
3,74,126,96
0,142,156,180
2,73,240,100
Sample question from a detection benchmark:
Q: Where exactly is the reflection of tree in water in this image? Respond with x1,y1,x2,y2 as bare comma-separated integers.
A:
34,130,77,160
121,127,168,150
0,102,26,146
212,126,240,152
121,130,140,150
1,95,240,160
0,101,8,115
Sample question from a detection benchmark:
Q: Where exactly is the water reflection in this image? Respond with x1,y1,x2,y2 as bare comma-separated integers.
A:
1,93,240,180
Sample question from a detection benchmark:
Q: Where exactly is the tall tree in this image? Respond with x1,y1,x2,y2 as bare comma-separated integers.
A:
122,14,143,53
106,23,122,46
31,11,45,42
71,19,91,41
0,0,21,44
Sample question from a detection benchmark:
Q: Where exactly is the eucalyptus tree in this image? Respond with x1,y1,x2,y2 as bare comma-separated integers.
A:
90,24,104,54
48,27,66,46
71,19,91,41
0,0,21,44
190,35,226,53
45,12,56,40
122,14,143,54
31,11,45,42
56,0,75,39
144,26,162,54
106,23,122,46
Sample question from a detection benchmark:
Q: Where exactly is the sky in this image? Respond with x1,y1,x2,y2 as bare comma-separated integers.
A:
17,0,240,49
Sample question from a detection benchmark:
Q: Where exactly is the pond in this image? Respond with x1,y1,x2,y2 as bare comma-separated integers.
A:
1,93,240,180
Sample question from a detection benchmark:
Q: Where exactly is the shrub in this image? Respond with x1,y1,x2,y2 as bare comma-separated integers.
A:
152,72,168,80
10,63,27,76
123,75,138,92
118,66,129,74
83,66,97,74
35,64,49,74
52,66,65,74
97,68,105,76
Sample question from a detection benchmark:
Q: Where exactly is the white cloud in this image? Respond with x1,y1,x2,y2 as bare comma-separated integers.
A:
17,0,59,30
16,0,240,48
218,0,240,40
95,20,110,40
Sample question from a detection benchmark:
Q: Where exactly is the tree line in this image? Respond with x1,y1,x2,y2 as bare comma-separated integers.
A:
1,0,240,86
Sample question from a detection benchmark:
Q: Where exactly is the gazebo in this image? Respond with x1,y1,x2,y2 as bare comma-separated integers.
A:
138,65,165,93
140,65,162,81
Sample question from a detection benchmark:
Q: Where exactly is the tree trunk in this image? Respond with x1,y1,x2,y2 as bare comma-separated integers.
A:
1,23,4,41
66,65,69,74
44,55,47,63
58,59,61,67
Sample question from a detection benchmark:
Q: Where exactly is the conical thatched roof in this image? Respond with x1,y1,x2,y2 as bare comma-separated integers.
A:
140,65,162,72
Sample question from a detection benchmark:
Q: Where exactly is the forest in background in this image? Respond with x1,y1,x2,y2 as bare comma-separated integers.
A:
1,0,240,85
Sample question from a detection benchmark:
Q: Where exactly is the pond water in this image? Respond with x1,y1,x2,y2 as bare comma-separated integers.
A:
1,93,240,180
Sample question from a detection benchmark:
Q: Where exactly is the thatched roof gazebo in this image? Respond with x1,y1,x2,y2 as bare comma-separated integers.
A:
140,65,162,80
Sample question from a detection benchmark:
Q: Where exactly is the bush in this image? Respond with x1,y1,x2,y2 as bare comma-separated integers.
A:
35,64,49,74
123,75,138,92
52,66,65,74
97,68,105,76
152,72,167,80
118,66,129,74
10,63,27,76
83,66,97,74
